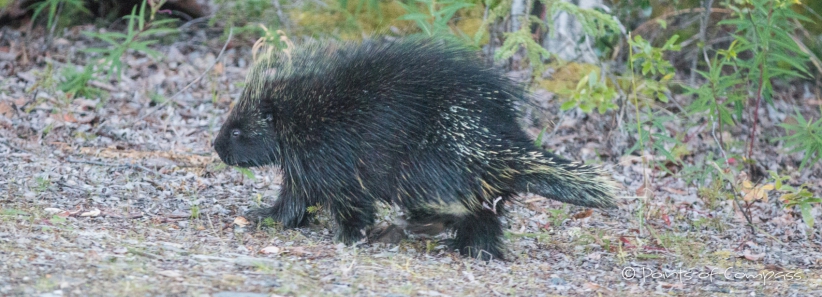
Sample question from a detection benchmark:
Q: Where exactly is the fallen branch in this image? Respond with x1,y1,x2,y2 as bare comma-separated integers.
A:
66,157,168,178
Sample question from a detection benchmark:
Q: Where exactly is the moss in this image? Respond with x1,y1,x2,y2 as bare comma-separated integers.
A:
535,62,601,93
291,0,415,40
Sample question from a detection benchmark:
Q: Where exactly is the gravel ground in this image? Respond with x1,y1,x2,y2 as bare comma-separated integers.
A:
1,24,822,297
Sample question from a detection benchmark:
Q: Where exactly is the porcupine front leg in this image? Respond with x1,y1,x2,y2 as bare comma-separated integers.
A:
245,184,311,228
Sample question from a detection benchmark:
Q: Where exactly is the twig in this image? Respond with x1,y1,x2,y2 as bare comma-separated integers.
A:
691,0,715,85
127,247,164,260
129,27,234,126
631,7,732,37
66,158,168,177
0,139,29,153
710,113,729,162
178,16,212,31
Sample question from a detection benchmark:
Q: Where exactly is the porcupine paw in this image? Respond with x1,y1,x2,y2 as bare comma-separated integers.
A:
448,212,505,261
334,224,367,245
244,206,310,228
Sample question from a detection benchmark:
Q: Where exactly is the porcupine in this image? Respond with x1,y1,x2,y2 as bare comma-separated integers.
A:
212,37,617,260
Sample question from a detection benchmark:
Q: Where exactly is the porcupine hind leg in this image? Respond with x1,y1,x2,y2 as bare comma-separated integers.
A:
329,187,378,245
448,204,507,261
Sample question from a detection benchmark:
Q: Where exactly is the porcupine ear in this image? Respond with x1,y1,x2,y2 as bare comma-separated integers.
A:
512,150,618,209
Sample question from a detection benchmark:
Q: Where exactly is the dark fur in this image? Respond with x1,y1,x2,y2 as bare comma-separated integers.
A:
213,38,617,260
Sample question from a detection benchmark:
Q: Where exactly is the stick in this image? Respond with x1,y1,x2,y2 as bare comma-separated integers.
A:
129,27,234,126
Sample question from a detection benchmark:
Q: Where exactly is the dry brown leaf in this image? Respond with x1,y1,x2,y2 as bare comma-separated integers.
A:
661,187,687,195
0,102,13,118
741,181,774,202
233,216,250,227
618,155,642,166
741,250,765,261
213,62,224,75
259,246,281,254
572,209,593,220
584,282,603,290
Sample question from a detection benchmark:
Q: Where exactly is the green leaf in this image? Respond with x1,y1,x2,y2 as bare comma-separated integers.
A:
560,100,577,111
800,203,814,229
534,126,549,147
235,167,256,180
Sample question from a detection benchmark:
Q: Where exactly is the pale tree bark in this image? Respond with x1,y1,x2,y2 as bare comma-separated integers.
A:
543,0,607,63
511,0,528,32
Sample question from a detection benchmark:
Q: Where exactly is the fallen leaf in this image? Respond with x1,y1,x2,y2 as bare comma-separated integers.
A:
741,250,765,261
44,208,64,214
584,282,603,290
0,102,13,118
618,155,642,166
742,182,774,202
79,208,101,217
288,246,310,256
572,209,593,220
259,246,281,254
157,270,182,278
233,216,250,227
662,187,687,195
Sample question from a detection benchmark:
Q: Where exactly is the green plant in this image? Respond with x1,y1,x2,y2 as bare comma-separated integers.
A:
30,0,89,33
776,110,822,171
82,0,178,80
190,205,200,219
561,69,617,113
211,0,280,39
625,112,683,165
771,171,822,229
628,34,681,103
720,0,811,160
35,176,50,192
234,167,256,180
398,0,476,41
306,204,323,214
0,208,27,216
683,41,746,151
59,64,105,99
261,217,278,229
